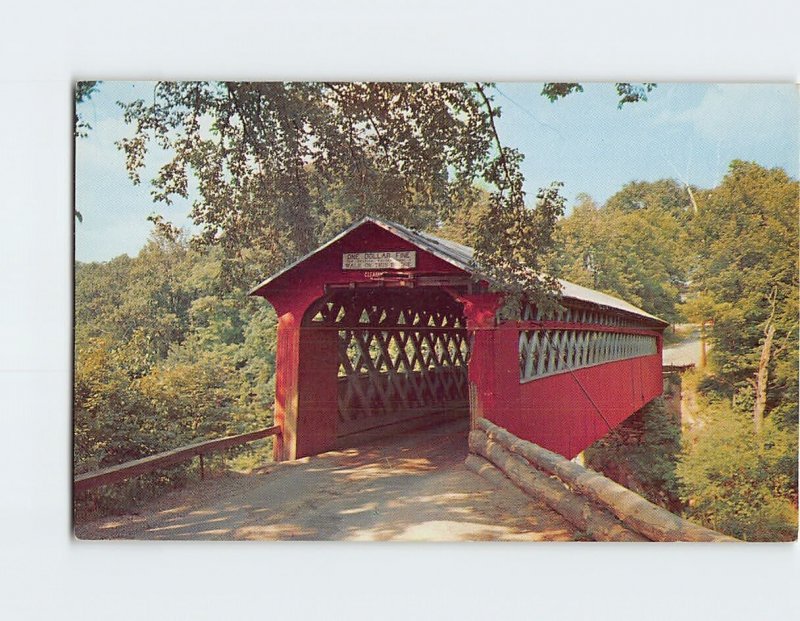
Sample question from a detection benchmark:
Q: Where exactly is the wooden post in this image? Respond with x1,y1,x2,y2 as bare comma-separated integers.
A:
273,312,301,461
468,383,479,430
456,292,503,431
266,284,333,461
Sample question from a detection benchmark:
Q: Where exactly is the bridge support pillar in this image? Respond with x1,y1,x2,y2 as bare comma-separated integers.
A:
457,293,504,430
271,289,337,461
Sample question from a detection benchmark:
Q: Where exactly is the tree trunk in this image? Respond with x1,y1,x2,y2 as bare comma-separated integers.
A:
699,321,707,369
753,322,775,435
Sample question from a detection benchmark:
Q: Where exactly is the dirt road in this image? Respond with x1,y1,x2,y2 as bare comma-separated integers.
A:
662,326,706,367
75,419,579,541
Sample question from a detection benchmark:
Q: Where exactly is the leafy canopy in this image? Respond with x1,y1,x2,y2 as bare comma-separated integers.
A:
115,81,655,308
691,161,798,399
677,397,798,541
554,180,692,322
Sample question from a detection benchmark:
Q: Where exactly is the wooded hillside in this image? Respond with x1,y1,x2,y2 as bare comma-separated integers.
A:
550,163,798,541
74,79,797,537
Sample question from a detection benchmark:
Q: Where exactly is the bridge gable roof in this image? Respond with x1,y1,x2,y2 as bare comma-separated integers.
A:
250,216,668,326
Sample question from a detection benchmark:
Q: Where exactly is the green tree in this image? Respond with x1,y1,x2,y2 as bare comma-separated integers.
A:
74,220,279,514
112,81,654,310
676,162,798,541
554,185,689,322
432,188,491,247
677,398,798,541
690,161,798,425
605,178,696,221
74,80,100,140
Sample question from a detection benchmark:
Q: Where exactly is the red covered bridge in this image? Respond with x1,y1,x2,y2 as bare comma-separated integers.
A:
250,217,668,462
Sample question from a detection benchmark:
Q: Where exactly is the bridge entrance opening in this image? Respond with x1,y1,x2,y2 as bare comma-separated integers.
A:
302,285,470,446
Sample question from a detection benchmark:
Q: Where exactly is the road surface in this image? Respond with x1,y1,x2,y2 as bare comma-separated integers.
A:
662,326,707,367
75,419,579,541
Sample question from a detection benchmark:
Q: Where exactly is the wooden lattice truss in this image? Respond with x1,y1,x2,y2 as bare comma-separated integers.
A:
304,288,469,435
518,301,659,382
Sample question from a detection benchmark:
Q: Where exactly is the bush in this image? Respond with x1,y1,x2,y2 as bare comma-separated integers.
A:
677,399,798,541
584,398,682,512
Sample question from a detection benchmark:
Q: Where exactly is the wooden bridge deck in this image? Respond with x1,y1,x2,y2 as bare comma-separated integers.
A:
75,419,580,541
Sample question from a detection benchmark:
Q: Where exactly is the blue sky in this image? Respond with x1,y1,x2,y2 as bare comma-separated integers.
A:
75,81,798,263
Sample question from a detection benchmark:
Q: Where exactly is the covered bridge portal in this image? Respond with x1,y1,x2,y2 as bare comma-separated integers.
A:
250,217,668,462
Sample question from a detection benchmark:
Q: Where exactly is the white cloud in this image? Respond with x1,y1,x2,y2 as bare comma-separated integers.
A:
677,83,798,148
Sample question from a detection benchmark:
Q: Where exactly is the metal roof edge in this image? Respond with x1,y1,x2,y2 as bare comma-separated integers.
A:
365,216,476,274
557,279,670,327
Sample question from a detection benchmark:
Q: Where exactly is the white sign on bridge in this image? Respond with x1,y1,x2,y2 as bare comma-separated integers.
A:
342,250,417,270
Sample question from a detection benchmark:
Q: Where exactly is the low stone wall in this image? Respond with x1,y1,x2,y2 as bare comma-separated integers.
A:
467,418,737,542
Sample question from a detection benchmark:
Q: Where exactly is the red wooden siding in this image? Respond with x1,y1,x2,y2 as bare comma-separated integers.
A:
488,350,663,459
262,221,470,460
254,221,468,307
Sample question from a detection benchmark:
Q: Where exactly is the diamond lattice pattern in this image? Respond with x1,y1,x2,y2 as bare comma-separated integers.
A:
518,302,658,382
305,289,469,430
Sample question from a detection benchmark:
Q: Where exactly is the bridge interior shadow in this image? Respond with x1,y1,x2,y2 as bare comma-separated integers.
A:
78,419,577,542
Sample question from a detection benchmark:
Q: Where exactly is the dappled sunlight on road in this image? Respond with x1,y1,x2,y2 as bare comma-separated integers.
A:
334,457,438,482
75,419,579,542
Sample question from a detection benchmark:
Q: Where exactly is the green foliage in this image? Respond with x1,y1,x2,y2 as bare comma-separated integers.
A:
677,398,798,541
74,224,277,516
118,82,497,264
541,82,655,108
74,80,101,140
678,292,717,325
557,164,797,540
554,184,690,322
585,399,683,512
604,178,695,220
77,81,797,537
432,189,491,248
113,81,656,315
690,161,799,395
674,162,799,540
472,179,566,314
541,83,584,101
613,83,657,108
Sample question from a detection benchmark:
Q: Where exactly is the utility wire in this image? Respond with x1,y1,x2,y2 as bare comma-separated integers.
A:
492,85,566,140
535,328,614,432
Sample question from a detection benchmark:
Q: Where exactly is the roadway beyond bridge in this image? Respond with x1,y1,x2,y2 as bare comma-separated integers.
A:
75,419,580,541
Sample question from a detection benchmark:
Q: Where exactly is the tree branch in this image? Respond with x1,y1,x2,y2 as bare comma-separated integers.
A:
474,82,513,195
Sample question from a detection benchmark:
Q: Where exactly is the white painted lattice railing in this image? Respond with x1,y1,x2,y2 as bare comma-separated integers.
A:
520,301,645,327
518,301,658,382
